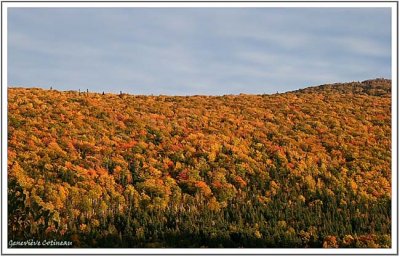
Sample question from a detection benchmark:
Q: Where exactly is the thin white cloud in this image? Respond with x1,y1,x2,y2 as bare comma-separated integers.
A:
329,36,390,58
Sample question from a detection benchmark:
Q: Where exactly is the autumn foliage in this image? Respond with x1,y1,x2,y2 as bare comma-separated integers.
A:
8,79,391,247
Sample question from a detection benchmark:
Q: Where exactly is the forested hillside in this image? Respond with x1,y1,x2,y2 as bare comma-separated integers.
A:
8,78,391,248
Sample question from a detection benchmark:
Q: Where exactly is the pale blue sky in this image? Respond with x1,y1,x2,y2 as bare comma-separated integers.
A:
8,8,391,95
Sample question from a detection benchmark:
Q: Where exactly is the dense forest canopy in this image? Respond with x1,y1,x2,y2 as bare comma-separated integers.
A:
8,78,391,248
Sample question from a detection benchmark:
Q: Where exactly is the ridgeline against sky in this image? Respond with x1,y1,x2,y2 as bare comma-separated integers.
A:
8,7,391,95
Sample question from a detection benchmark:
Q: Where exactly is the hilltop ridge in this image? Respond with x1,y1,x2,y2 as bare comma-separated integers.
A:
8,78,391,97
293,78,391,96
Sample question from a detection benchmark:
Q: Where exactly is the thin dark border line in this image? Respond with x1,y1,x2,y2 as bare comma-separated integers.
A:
1,1,398,256
1,1,3,256
397,0,399,256
2,253,397,256
1,1,399,3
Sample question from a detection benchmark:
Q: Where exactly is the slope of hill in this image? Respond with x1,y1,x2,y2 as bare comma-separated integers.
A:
294,78,391,96
8,79,391,248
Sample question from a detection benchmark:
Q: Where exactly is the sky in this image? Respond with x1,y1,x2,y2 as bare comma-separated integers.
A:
8,7,392,95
